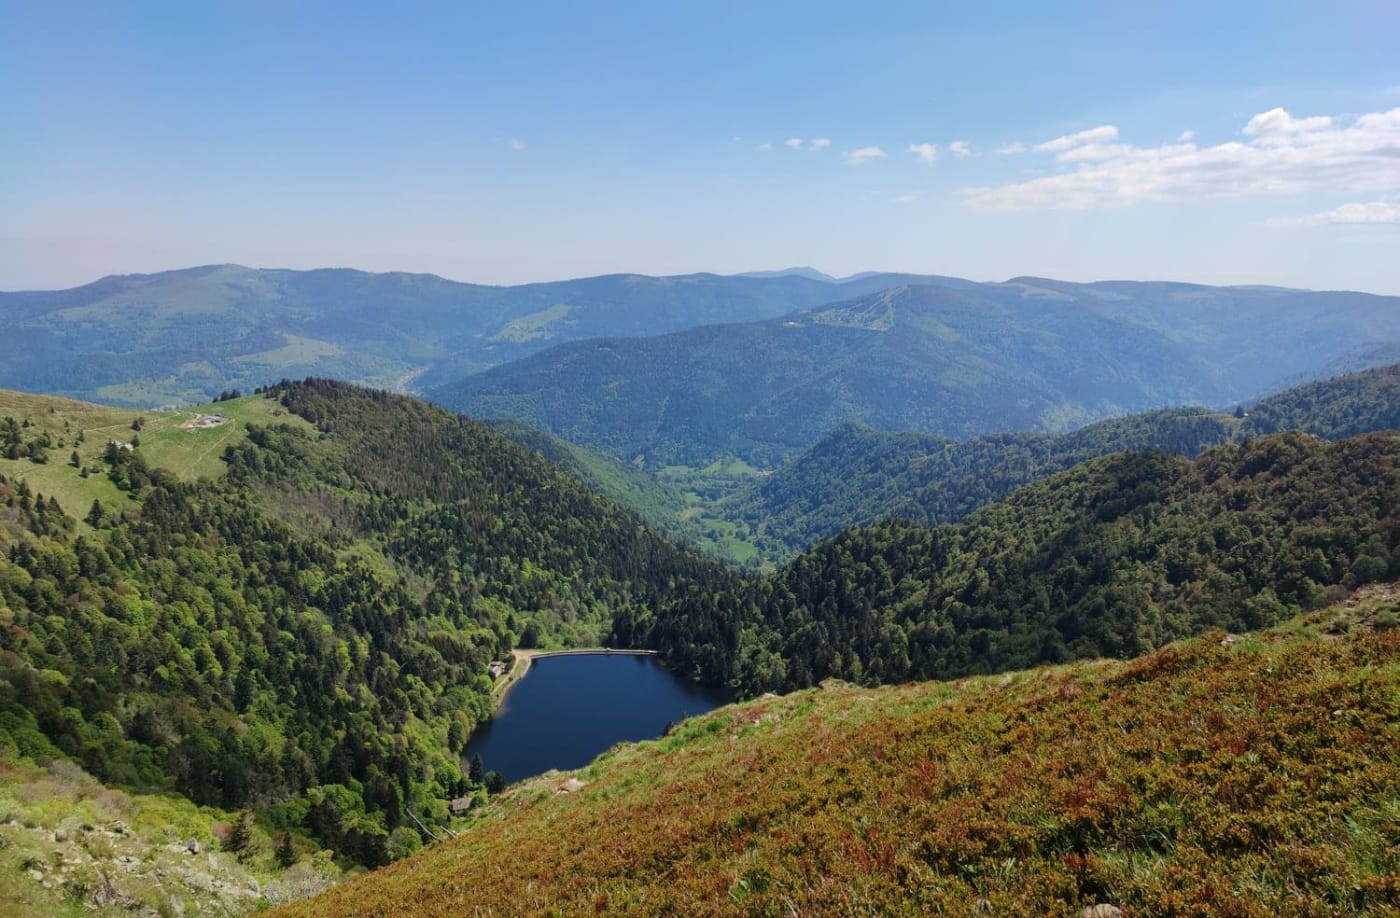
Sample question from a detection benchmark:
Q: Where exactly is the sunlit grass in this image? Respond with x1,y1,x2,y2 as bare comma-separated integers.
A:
0,391,314,520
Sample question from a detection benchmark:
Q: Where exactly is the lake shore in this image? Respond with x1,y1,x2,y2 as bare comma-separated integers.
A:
490,648,660,711
468,649,727,782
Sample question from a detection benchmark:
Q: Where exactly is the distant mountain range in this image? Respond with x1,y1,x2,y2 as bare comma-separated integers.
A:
9,265,1396,434
432,279,1400,467
0,264,965,407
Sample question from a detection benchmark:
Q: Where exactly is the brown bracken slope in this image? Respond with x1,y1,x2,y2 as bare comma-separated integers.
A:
276,588,1400,917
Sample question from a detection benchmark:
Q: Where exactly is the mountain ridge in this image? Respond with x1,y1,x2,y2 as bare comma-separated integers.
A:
639,429,1400,692
433,280,1400,467
9,264,1400,416
0,265,981,407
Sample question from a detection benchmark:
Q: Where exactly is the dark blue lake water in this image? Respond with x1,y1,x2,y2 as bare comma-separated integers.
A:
465,653,733,783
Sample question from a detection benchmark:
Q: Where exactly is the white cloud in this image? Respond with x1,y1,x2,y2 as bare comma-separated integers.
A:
1266,199,1400,228
948,140,972,157
1177,129,1195,142
785,137,804,150
996,142,1027,155
843,146,887,165
509,138,527,151
756,142,773,152
1034,124,1119,152
809,138,831,151
907,142,938,164
1243,107,1333,138
895,192,921,204
964,106,1400,211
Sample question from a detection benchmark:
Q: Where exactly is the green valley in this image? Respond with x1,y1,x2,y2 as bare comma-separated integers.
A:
12,5,1400,914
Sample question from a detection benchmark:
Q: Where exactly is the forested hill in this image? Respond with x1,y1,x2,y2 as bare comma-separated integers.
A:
728,363,1400,559
633,431,1400,692
727,409,1235,558
3,377,1396,900
431,282,1400,468
1242,361,1400,439
0,380,733,870
483,419,700,545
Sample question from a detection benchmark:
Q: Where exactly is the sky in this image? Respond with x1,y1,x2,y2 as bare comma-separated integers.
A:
4,0,1400,293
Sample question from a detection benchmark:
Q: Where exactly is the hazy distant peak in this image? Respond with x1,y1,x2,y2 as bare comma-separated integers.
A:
734,267,838,282
91,263,255,285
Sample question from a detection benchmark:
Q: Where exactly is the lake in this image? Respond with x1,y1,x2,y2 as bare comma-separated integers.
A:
465,653,734,783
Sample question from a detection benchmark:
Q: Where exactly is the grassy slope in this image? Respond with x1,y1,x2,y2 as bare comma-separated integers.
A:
0,757,345,917
0,390,313,520
279,588,1400,917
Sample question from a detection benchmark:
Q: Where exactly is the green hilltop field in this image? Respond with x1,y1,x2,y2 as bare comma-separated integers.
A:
0,389,313,523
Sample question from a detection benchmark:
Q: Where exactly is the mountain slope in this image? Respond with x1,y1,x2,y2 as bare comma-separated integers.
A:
0,755,343,916
432,282,1400,467
728,408,1236,558
638,431,1400,691
432,285,1223,466
0,380,734,869
1242,361,1400,440
485,419,695,541
276,591,1400,917
0,265,956,407
726,363,1400,559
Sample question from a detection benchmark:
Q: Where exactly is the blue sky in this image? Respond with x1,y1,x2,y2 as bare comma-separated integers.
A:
4,1,1400,292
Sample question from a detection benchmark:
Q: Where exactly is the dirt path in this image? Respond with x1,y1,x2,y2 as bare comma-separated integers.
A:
489,650,535,706
175,422,241,478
